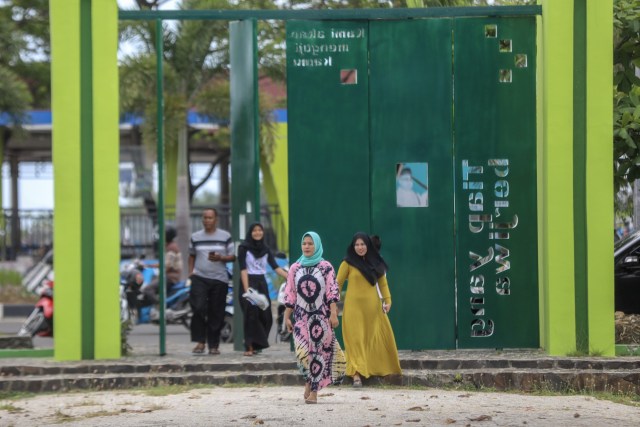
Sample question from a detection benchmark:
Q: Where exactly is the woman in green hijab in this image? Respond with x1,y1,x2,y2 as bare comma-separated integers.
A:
283,231,346,404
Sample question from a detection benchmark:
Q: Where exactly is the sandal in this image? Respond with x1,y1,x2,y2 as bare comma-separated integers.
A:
352,376,363,388
192,343,205,354
209,348,220,355
305,391,317,404
243,351,254,357
303,383,311,400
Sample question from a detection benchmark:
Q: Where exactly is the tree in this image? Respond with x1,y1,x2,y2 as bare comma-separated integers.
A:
614,0,640,195
0,0,50,259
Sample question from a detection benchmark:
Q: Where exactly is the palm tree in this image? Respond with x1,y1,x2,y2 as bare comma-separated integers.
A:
120,0,234,273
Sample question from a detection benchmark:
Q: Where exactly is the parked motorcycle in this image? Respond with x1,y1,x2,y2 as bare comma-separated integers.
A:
276,282,292,342
17,278,54,338
272,253,291,343
120,259,192,330
220,278,234,343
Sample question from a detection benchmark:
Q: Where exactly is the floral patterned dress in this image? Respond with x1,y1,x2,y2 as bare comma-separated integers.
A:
285,260,346,391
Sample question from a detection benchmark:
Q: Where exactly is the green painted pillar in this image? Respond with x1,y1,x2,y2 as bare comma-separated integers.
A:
539,0,577,355
540,0,614,356
230,19,260,351
584,0,614,356
51,0,120,360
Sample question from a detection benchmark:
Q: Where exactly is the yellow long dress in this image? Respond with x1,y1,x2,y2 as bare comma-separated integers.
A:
336,261,402,378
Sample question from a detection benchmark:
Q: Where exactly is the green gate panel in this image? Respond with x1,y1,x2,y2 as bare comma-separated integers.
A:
453,17,539,348
286,21,370,268
369,19,456,350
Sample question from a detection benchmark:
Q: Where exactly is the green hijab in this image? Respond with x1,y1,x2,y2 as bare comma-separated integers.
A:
297,231,324,267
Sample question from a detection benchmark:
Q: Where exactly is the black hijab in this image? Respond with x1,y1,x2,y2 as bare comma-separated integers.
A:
344,232,388,286
239,223,270,258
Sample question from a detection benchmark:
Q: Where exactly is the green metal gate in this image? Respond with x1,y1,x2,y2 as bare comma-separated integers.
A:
453,18,538,348
287,16,537,350
368,20,456,350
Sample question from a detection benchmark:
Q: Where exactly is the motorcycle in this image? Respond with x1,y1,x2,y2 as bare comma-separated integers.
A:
120,259,192,330
275,282,292,342
272,253,291,343
220,277,234,343
17,278,54,338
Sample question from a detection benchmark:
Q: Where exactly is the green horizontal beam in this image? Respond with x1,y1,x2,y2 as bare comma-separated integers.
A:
0,348,54,359
119,6,542,21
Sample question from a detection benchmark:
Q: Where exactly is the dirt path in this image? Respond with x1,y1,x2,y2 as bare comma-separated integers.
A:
1,386,639,426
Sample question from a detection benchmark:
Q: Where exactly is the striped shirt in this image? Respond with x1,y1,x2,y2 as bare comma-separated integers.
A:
189,228,234,282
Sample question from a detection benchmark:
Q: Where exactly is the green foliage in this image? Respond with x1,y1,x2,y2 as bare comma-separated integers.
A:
614,86,640,190
614,0,640,193
614,0,640,93
192,189,220,206
0,0,49,119
0,67,32,121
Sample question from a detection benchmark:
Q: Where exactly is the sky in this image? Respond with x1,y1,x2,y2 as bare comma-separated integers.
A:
118,0,181,10
2,162,222,210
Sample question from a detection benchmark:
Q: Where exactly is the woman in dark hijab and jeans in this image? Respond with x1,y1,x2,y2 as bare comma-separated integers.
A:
237,223,288,356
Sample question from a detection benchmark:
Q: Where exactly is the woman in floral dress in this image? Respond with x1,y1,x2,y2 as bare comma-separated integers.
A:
284,231,346,404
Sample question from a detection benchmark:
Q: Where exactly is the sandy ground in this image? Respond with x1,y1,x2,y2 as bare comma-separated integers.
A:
1,386,639,427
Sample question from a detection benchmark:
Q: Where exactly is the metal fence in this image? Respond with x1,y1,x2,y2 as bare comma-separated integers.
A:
1,205,287,260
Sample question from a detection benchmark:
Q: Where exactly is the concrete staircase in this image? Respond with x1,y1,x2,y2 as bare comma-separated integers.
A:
2,350,639,394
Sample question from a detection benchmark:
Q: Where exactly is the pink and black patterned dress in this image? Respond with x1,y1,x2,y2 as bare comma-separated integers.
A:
285,260,346,391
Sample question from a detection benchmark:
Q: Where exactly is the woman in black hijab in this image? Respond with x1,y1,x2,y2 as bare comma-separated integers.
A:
237,223,288,356
336,232,401,387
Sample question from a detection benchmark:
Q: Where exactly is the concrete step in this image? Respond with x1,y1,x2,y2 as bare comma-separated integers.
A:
2,358,640,378
1,366,639,394
400,358,640,370
0,361,297,377
0,370,303,393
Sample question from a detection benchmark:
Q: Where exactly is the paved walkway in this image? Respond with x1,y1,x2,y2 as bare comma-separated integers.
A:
2,382,640,426
2,332,640,426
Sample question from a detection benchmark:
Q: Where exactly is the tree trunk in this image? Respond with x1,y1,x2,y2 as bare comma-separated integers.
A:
220,157,230,206
9,153,20,260
0,131,5,260
165,140,178,212
175,123,191,280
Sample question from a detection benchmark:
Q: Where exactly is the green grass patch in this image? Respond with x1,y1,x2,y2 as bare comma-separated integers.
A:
53,408,75,422
0,269,22,286
220,382,277,389
69,400,99,407
0,391,37,401
0,269,36,304
137,383,214,396
0,403,24,413
566,349,606,357
82,409,125,418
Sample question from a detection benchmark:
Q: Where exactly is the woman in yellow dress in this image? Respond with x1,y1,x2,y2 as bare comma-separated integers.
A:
336,232,402,387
